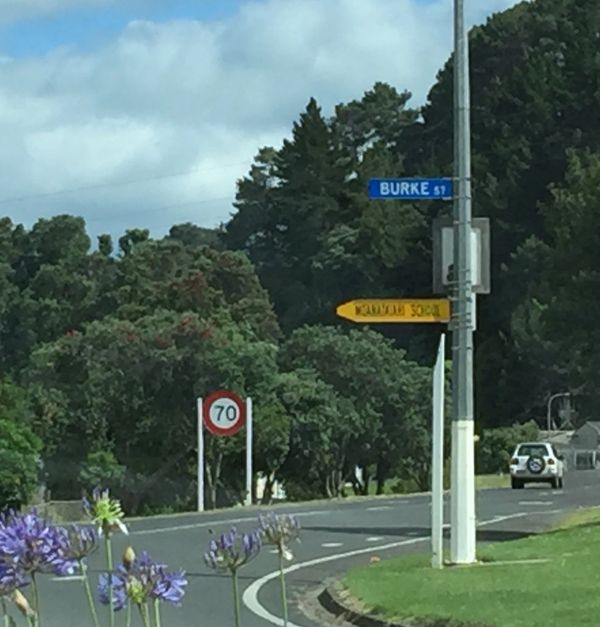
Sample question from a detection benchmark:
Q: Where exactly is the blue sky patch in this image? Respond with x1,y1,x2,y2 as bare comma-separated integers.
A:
0,0,249,57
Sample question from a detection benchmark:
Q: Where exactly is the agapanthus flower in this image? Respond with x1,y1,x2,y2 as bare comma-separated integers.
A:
98,573,127,611
0,563,28,597
0,511,71,577
258,513,300,561
98,551,187,610
204,527,262,574
52,525,99,576
83,488,128,537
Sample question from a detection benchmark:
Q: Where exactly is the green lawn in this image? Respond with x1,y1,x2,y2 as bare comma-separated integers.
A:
343,507,600,626
475,473,510,489
362,474,509,497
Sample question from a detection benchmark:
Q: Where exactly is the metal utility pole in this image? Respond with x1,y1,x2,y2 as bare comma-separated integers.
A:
451,0,476,564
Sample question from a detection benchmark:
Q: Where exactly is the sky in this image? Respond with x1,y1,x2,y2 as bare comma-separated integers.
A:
0,0,521,242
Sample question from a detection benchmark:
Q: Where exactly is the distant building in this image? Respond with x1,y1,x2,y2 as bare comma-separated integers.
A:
537,430,574,452
570,422,600,451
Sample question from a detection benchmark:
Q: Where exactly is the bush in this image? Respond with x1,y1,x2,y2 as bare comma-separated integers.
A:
0,418,42,509
79,451,126,493
478,421,539,474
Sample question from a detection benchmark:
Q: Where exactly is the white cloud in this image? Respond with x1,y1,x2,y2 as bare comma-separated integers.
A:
0,0,520,241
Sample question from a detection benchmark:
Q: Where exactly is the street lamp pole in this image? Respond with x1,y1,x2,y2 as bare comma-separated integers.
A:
450,0,476,564
546,392,570,432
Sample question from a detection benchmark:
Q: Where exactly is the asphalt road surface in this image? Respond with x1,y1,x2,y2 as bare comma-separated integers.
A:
24,469,600,627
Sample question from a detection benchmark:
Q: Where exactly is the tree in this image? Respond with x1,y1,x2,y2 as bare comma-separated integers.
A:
252,399,291,504
0,419,42,510
280,326,434,494
26,310,280,511
277,369,357,500
79,450,126,494
539,150,600,417
225,87,425,334
411,0,600,425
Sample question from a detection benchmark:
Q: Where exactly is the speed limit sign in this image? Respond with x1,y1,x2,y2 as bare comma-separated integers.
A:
203,390,246,436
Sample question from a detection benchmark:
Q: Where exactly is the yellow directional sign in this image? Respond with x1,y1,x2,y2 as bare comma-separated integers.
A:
336,299,451,324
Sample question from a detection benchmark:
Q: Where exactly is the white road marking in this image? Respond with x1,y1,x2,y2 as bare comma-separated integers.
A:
366,536,384,542
243,512,527,626
131,510,325,536
518,501,554,506
51,575,84,582
367,506,392,512
321,542,343,548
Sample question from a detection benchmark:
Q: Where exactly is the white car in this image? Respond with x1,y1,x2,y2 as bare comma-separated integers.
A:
509,442,565,489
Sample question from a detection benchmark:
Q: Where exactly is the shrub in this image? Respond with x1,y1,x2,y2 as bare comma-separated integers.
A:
0,418,42,510
478,421,539,474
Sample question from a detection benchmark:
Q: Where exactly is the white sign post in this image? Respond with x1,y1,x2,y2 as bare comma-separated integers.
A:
197,391,252,513
245,398,253,507
197,397,204,512
431,334,446,569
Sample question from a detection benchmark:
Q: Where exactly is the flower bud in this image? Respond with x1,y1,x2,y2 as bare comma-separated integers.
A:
123,546,136,569
13,590,35,617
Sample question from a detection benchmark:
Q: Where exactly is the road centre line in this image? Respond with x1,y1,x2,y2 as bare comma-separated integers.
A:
131,510,327,536
243,512,528,626
518,501,554,506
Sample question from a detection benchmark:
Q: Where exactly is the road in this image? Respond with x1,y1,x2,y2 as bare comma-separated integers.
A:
24,469,600,627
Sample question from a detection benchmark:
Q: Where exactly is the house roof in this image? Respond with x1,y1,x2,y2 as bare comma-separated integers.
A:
538,430,575,446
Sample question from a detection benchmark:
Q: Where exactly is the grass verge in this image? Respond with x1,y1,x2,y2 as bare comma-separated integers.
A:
343,507,600,626
475,473,510,489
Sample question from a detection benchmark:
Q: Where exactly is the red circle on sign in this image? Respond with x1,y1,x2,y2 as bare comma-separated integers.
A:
203,390,246,437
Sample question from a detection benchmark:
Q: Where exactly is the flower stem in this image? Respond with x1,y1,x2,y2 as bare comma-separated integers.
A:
126,600,132,627
138,604,151,627
31,572,42,627
2,598,10,627
278,551,288,627
232,570,241,627
80,560,101,627
153,600,162,627
104,535,115,627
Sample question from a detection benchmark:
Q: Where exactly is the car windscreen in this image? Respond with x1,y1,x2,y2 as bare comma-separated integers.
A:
517,444,549,457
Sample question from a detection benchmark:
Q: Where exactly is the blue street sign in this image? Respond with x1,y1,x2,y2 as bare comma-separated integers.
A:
368,178,453,200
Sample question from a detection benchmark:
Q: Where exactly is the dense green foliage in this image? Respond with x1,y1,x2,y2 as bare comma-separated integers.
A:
477,421,539,474
0,0,597,510
0,419,41,509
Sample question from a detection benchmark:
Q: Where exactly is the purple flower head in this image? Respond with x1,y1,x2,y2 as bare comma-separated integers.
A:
52,525,99,576
0,563,28,597
0,511,71,577
204,527,262,574
149,567,187,605
259,512,300,543
98,551,187,609
98,572,127,611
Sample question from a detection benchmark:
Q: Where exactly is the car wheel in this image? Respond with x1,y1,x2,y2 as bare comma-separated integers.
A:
551,477,560,489
558,476,564,489
511,478,523,489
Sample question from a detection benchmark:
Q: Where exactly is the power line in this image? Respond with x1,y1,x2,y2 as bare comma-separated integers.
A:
0,160,250,206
